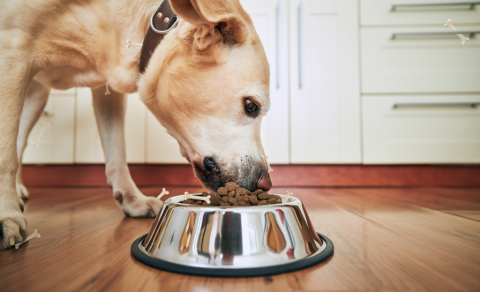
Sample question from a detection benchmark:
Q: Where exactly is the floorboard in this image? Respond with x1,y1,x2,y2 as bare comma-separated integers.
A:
1,187,479,292
441,210,480,222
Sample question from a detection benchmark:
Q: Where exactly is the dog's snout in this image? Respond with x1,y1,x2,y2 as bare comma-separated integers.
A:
193,157,223,191
196,157,272,192
257,171,272,191
204,157,220,173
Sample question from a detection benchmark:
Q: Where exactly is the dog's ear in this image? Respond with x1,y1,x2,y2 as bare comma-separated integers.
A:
171,0,248,51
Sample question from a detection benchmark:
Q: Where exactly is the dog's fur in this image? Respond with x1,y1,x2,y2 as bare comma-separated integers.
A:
0,0,271,250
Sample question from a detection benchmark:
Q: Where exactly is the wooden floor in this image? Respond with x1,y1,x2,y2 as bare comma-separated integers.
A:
1,186,480,292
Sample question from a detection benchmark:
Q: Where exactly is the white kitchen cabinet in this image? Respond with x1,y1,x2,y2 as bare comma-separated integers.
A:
289,0,361,163
361,0,480,26
361,25,480,94
360,0,480,164
241,0,290,164
146,111,188,163
23,89,76,164
75,88,146,163
363,95,480,164
24,0,364,166
75,88,104,163
124,93,148,163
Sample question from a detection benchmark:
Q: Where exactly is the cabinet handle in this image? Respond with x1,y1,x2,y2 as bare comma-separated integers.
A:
392,2,480,11
393,102,480,108
392,31,480,39
276,1,280,89
298,1,303,89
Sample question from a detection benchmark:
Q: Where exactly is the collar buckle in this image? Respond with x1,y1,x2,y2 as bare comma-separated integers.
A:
150,13,179,35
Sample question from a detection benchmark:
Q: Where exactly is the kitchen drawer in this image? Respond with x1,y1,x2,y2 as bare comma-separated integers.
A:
362,95,480,164
361,26,480,93
361,0,480,26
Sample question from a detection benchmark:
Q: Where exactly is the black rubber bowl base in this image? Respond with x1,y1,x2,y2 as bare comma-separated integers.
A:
131,232,333,277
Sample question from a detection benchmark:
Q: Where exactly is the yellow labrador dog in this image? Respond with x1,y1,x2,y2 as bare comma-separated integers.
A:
0,0,271,250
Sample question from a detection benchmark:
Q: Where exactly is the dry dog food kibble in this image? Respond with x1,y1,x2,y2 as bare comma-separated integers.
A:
179,182,285,207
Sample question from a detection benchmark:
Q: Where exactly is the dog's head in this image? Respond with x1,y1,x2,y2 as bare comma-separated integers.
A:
139,0,271,191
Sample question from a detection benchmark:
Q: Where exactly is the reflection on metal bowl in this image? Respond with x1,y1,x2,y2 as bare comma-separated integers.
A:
131,194,333,277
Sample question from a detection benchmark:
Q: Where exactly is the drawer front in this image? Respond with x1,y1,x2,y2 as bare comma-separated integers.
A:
361,26,480,93
361,0,480,26
362,95,480,164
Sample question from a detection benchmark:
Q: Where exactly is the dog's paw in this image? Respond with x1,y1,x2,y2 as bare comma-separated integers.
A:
114,191,163,218
0,210,27,250
16,184,29,200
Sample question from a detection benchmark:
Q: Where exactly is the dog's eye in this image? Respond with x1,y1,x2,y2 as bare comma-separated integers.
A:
245,100,257,112
244,98,259,117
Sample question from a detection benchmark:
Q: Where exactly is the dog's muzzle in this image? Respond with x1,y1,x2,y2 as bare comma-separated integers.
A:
193,157,272,192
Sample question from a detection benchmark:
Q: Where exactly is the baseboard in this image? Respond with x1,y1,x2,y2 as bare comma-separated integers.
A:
21,164,480,187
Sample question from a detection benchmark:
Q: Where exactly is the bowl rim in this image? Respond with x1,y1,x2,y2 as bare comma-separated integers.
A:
164,193,299,208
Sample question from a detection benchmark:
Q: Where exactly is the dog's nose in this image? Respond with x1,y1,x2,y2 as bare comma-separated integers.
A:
257,171,272,191
203,157,220,174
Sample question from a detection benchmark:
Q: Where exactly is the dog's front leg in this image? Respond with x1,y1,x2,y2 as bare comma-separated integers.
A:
91,86,162,217
16,80,51,200
0,57,31,250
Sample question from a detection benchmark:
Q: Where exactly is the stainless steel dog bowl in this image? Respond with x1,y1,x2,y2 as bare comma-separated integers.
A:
131,194,333,277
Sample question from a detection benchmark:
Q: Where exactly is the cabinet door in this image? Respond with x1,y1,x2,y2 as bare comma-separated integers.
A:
289,0,361,163
75,88,146,163
241,0,290,164
363,95,480,164
23,89,76,164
